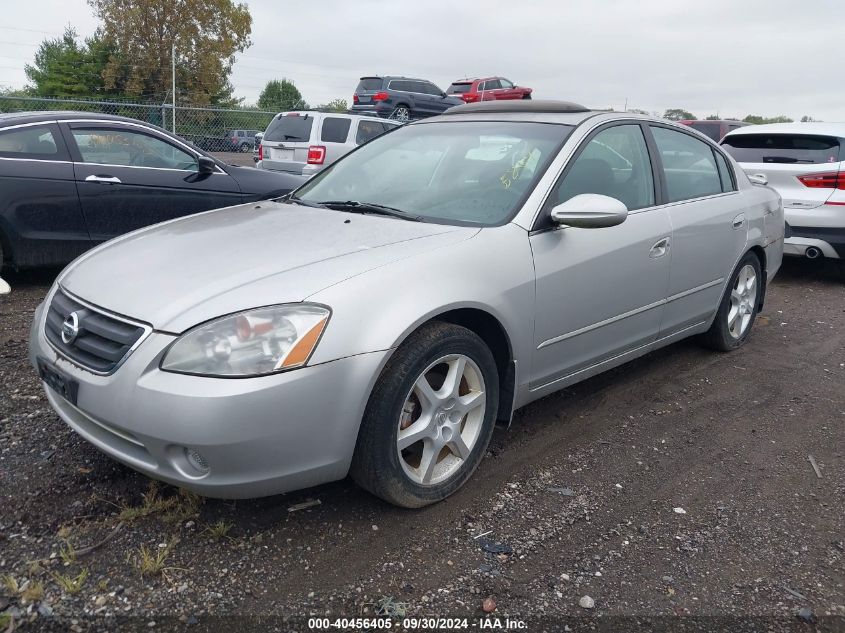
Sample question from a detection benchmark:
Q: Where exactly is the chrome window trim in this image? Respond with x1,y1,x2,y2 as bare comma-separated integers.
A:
0,117,228,174
45,286,154,376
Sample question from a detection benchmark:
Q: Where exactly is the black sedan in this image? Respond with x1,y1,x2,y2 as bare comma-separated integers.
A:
0,111,305,269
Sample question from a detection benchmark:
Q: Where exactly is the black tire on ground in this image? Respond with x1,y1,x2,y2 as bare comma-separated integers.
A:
700,251,762,352
522,93,532,100
393,105,411,122
239,142,252,153
350,321,499,508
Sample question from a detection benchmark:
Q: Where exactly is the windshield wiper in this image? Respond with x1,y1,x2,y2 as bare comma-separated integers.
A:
318,200,421,221
276,193,326,208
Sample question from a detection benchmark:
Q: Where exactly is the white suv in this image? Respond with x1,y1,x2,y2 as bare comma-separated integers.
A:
722,123,844,266
257,111,401,177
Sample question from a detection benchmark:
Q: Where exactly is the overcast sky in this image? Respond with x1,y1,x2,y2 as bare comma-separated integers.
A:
0,0,841,120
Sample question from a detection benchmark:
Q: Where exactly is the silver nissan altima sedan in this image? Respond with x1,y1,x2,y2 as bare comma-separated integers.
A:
30,101,784,507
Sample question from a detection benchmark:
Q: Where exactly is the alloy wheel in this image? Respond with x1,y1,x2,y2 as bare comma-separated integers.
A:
728,264,757,339
396,354,486,486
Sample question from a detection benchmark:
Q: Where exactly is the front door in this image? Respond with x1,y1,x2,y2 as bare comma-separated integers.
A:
529,123,671,390
63,122,242,242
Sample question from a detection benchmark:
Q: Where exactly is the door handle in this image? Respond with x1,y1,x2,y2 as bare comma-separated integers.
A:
732,214,746,229
85,175,122,184
649,237,670,259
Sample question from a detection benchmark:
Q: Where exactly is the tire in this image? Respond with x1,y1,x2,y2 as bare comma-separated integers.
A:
239,142,251,153
393,105,411,122
700,252,762,351
350,322,499,508
522,93,532,100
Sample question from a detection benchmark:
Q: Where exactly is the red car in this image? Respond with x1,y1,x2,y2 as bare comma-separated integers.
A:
446,77,533,103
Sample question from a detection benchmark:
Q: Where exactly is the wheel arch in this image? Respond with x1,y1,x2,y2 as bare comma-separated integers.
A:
386,305,517,425
748,244,767,311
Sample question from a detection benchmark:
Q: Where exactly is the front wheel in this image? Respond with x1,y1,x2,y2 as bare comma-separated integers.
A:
700,252,762,351
350,322,499,508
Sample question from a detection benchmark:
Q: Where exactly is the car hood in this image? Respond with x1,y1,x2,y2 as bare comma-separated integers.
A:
59,201,477,332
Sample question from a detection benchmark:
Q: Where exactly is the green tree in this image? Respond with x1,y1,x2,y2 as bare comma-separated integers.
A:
88,0,252,105
801,115,820,122
257,79,307,112
25,27,121,98
318,98,348,113
705,114,721,120
663,108,696,121
743,114,793,125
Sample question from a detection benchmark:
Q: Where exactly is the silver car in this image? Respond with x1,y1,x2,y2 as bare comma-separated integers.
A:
30,101,784,508
257,111,401,177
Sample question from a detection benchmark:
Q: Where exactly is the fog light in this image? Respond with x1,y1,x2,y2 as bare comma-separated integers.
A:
185,448,210,474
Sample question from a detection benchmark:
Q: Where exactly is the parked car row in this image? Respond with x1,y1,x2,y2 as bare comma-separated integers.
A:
0,112,303,270
351,74,534,122
29,100,784,508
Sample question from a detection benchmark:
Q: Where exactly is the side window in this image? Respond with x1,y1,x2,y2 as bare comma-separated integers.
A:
713,150,736,192
0,125,63,160
651,126,722,202
485,79,502,90
237,131,244,137
356,119,388,145
320,117,352,143
499,78,514,89
71,127,197,170
552,124,655,212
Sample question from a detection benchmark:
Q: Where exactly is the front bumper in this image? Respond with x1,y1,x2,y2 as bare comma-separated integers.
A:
30,299,389,498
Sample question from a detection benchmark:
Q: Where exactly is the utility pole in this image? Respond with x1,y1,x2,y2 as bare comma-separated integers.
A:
171,43,176,133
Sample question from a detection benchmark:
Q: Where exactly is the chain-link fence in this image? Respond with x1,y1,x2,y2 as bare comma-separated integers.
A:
0,95,280,153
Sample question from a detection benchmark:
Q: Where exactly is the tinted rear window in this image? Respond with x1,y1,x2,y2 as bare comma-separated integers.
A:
263,114,314,143
321,117,352,143
448,83,472,94
689,122,722,141
722,134,841,164
356,78,383,92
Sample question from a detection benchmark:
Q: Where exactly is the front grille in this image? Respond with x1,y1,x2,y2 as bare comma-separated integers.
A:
44,289,148,374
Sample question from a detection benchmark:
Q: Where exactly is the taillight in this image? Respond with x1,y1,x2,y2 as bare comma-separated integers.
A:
353,94,359,104
372,91,389,102
307,145,326,165
258,144,263,161
462,93,480,103
798,172,845,189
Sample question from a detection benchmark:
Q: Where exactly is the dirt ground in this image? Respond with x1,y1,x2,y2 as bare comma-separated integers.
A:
1,258,843,632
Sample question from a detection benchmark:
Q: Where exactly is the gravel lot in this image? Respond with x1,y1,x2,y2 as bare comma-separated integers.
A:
1,258,843,632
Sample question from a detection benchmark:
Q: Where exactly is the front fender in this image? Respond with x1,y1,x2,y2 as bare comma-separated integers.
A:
305,223,536,379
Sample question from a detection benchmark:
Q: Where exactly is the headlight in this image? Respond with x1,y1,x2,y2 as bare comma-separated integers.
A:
160,304,330,377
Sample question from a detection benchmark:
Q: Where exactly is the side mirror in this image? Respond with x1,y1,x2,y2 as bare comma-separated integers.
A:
440,92,448,98
747,173,768,186
197,156,217,174
550,194,628,229
0,276,10,295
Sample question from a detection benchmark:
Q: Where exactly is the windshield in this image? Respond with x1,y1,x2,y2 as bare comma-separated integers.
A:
294,121,572,226
448,83,472,94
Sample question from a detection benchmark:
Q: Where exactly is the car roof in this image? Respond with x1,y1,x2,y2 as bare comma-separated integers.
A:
426,100,702,129
0,110,162,128
275,110,400,123
680,119,746,125
723,121,845,138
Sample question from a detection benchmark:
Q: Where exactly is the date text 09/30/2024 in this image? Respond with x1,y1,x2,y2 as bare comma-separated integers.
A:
307,617,528,630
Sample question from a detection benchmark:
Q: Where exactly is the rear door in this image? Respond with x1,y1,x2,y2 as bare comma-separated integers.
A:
0,122,90,267
259,112,316,174
650,124,747,337
478,79,500,101
64,121,242,242
318,116,353,167
721,132,841,214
